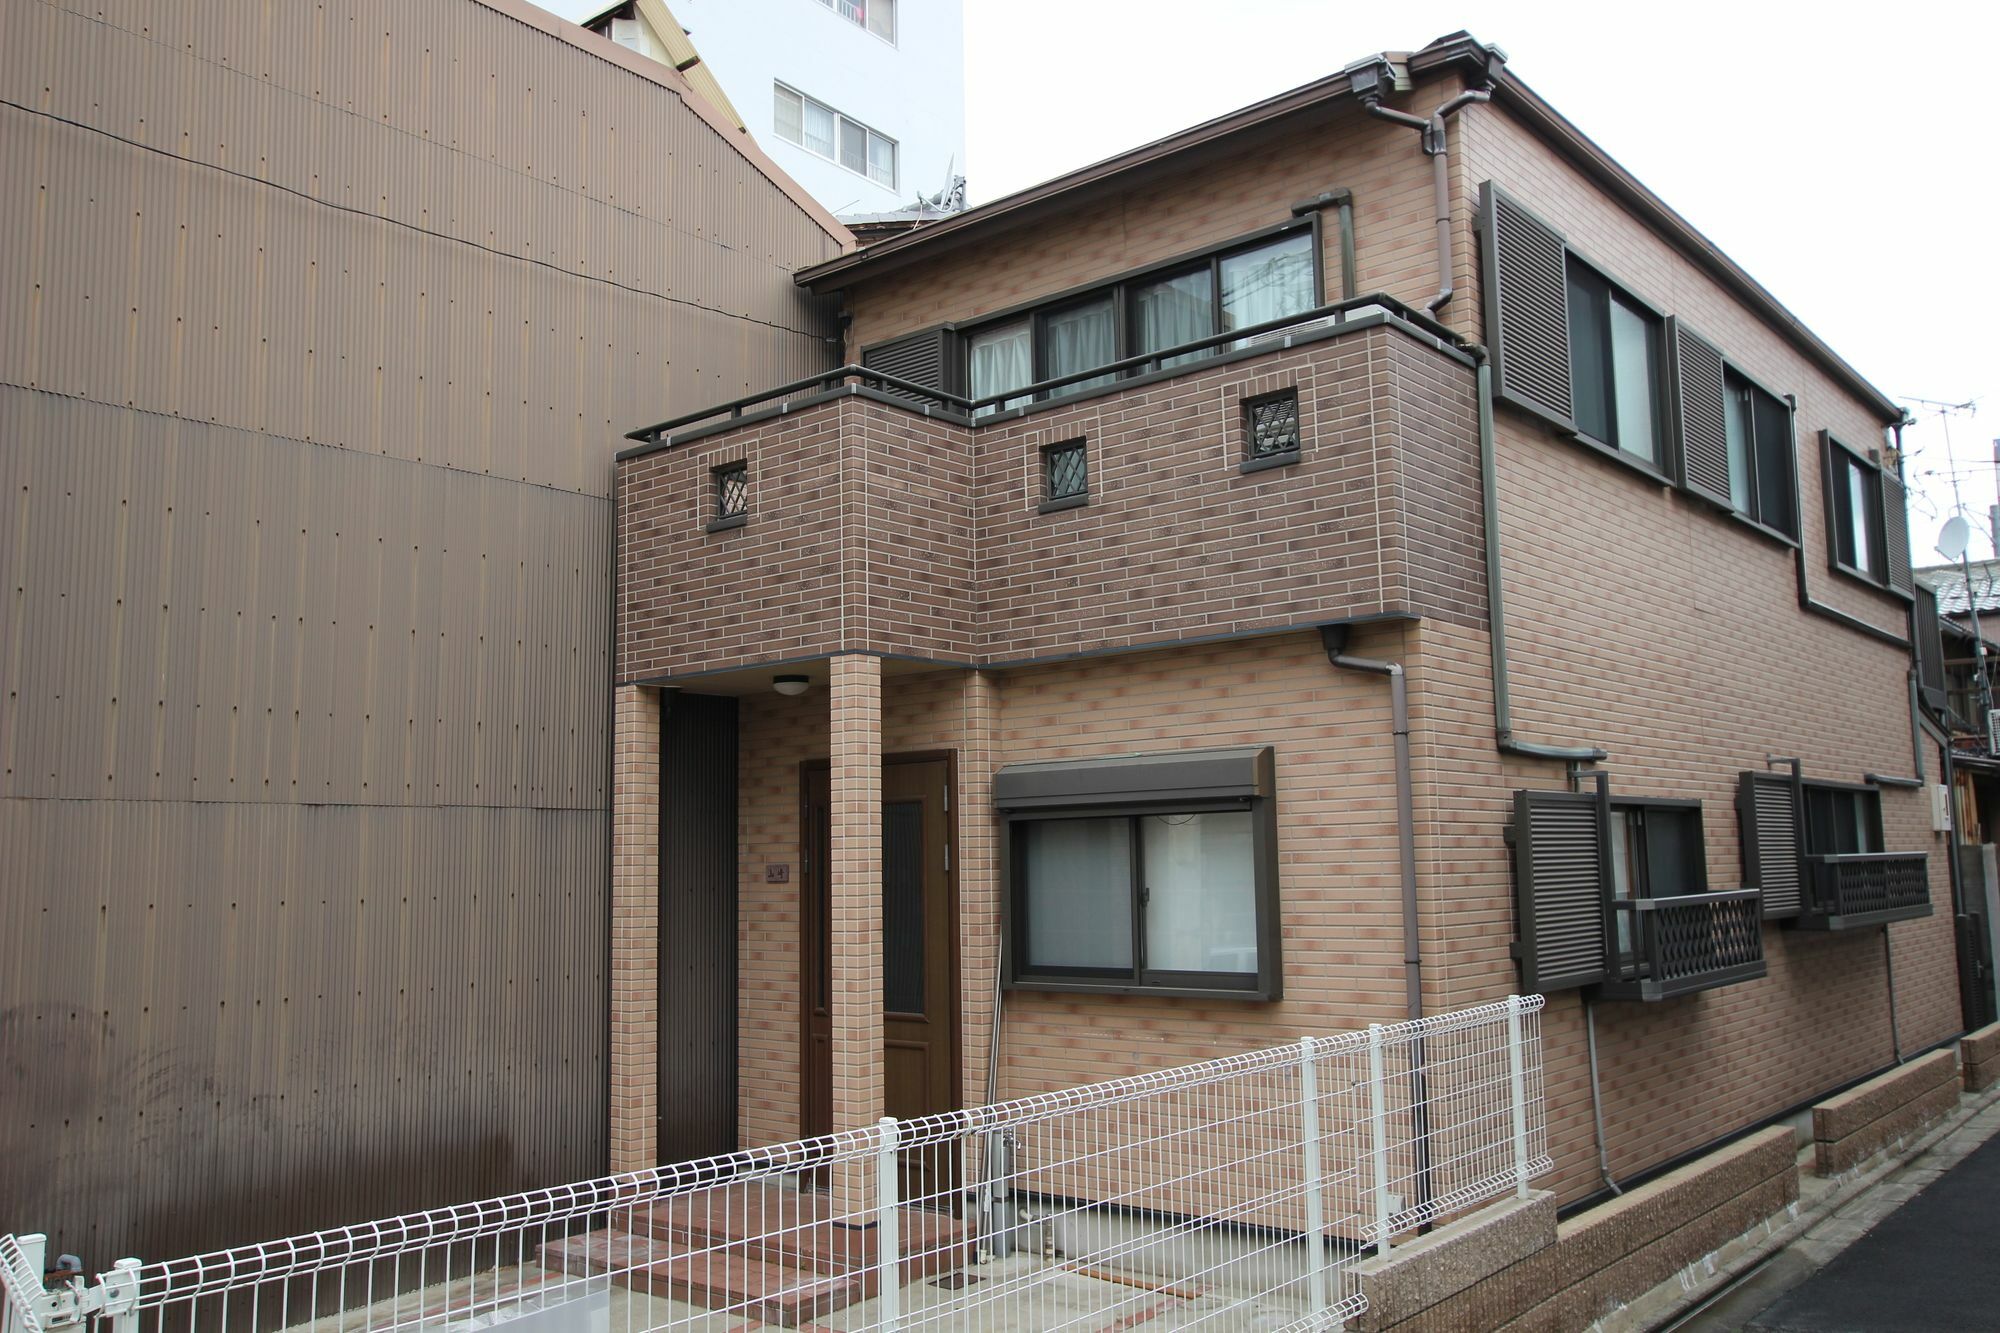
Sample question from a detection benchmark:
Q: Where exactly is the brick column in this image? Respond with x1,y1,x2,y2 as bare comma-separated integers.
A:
610,685,661,1171
828,655,885,1137
823,656,884,1221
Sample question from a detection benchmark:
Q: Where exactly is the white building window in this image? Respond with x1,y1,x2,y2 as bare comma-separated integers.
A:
816,0,895,43
773,83,897,189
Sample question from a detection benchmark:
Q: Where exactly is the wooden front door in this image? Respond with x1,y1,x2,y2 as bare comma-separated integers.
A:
801,756,959,1138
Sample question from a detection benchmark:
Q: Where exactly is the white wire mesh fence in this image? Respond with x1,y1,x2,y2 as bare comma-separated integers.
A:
5,996,1547,1333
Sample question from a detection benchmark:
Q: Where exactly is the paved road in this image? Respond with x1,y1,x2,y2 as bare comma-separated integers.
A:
1742,1130,2000,1332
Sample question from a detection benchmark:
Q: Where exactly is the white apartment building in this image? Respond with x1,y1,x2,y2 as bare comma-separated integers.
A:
576,0,966,218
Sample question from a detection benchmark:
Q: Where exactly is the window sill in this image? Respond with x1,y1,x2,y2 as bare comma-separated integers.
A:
705,514,748,534
1683,496,1800,551
1240,451,1301,475
1006,976,1276,1002
1038,493,1089,515
1828,559,1908,600
1567,429,1671,487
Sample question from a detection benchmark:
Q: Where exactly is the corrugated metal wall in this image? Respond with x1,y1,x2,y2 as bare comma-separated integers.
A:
0,0,841,1264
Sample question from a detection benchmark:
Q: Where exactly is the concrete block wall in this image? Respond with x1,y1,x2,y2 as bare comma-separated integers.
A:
1361,1126,1797,1332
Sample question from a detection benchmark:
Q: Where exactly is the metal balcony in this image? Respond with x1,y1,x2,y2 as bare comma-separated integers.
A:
1598,888,1767,1002
1794,853,1932,931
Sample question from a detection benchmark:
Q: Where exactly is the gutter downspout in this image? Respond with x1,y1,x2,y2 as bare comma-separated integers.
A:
1584,997,1621,1196
1320,624,1422,1023
1475,354,1609,763
1320,622,1436,1221
1360,88,1491,315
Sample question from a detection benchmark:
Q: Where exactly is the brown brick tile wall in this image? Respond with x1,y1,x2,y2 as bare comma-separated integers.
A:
617,326,1489,680
613,70,1956,1213
840,74,1470,354
727,631,1418,1149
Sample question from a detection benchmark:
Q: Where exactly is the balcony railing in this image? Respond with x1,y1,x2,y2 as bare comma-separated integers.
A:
621,292,1462,449
1599,888,1766,1002
1796,853,1932,930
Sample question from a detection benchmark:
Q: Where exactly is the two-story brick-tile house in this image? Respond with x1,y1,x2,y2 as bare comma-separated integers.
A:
609,30,1964,1219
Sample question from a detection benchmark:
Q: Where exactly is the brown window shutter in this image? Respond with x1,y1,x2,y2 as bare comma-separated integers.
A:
1669,319,1732,506
1511,788,1610,992
1738,771,1804,918
1914,584,1947,709
1479,183,1576,432
861,327,959,405
1880,469,1914,596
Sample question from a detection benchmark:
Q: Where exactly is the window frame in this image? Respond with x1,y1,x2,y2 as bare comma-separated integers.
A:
771,82,897,189
1004,798,1282,1000
1602,795,1710,974
1241,387,1303,472
1039,437,1089,514
954,217,1325,415
1560,250,1671,482
707,460,749,532
812,0,896,46
1716,362,1803,546
1823,432,1890,589
1801,780,1884,858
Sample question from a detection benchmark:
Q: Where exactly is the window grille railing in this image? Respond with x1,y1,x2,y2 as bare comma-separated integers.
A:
5,998,1548,1333
1603,889,1766,1001
1800,853,1931,928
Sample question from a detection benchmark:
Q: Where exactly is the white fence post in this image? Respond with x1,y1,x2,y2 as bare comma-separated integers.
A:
103,1260,141,1333
876,1116,902,1330
1297,1036,1328,1314
1506,995,1530,1198
1367,1023,1392,1259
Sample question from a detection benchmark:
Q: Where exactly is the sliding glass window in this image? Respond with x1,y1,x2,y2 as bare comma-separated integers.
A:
1130,268,1213,369
961,223,1322,413
1566,258,1663,468
1220,231,1316,338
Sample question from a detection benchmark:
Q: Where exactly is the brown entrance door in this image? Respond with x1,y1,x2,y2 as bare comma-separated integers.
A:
801,756,959,1139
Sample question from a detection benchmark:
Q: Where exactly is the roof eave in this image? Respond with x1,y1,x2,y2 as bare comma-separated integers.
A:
793,36,1497,293
801,32,1902,424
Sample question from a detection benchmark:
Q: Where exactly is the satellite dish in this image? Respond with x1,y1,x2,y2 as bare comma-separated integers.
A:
1938,514,1972,561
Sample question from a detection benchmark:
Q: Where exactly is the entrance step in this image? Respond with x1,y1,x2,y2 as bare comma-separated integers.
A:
536,1228,864,1328
632,1180,971,1284
536,1183,969,1327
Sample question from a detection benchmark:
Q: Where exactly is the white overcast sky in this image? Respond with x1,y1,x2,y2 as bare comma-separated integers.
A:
541,0,1999,558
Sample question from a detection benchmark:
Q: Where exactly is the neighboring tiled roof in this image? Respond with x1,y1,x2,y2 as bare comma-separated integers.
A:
1917,560,2000,616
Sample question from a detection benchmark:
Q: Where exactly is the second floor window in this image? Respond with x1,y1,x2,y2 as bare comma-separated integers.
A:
773,84,896,188
968,321,1031,418
961,225,1322,413
1566,257,1663,468
1721,371,1799,540
1827,441,1885,582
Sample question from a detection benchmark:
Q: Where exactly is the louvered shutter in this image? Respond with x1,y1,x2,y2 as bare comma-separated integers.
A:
1669,319,1732,506
1511,788,1610,992
1880,470,1913,596
1480,183,1575,431
1738,771,1804,919
861,328,958,405
1914,584,1947,710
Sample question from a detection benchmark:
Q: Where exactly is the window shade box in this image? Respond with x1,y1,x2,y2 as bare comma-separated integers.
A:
994,745,1274,811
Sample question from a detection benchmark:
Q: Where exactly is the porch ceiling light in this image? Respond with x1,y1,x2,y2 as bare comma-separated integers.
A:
772,674,810,697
